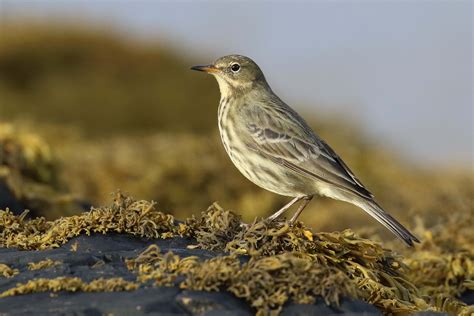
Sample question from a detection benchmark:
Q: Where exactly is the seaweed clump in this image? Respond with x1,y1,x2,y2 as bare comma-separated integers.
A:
390,212,474,314
0,277,138,298
0,194,472,315
0,192,176,250
125,203,427,314
126,244,354,313
0,263,19,278
28,258,62,271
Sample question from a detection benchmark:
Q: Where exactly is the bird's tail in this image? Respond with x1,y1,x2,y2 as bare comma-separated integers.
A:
353,198,420,247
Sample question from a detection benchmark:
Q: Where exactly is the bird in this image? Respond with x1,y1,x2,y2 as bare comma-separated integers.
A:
191,54,419,246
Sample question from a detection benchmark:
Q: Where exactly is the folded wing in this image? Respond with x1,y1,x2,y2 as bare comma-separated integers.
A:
243,103,373,199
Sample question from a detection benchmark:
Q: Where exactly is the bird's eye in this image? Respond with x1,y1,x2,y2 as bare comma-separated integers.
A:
230,63,241,73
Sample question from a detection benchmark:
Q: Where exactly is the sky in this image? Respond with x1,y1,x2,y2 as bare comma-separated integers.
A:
1,0,473,167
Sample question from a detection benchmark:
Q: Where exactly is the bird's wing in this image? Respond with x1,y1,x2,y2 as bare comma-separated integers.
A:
242,102,373,199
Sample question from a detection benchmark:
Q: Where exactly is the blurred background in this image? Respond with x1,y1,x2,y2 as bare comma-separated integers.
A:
0,1,472,241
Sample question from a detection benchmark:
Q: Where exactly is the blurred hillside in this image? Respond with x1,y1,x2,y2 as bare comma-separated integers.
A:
0,24,472,242
0,24,219,135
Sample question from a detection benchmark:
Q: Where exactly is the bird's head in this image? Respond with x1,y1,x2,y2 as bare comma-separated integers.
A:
191,55,268,98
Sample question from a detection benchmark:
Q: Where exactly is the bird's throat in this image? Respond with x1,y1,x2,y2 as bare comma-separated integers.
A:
214,76,233,100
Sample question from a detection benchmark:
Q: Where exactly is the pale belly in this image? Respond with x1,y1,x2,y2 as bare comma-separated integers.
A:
217,98,318,197
219,129,316,197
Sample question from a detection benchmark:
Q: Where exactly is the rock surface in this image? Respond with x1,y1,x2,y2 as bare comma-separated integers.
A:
0,234,382,315
0,182,25,216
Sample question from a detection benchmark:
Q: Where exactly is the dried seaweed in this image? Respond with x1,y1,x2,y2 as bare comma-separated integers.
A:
0,277,138,298
182,204,426,313
28,258,62,271
388,212,474,314
125,244,354,314
0,192,176,250
125,244,200,285
0,263,19,278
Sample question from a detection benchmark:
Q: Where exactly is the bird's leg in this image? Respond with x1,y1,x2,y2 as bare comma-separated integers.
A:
289,195,314,225
266,196,304,222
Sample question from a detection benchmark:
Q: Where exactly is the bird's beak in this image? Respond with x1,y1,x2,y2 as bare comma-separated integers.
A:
190,64,219,73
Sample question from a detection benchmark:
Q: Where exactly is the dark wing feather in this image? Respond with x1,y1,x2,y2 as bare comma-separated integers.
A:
243,102,373,199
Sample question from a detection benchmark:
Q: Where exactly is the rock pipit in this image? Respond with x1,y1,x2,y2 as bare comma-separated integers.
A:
191,55,419,246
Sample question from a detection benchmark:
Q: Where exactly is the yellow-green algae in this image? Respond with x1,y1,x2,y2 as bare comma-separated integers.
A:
0,193,472,315
125,244,355,313
386,212,474,315
0,277,138,298
0,192,176,250
28,258,62,271
0,263,19,278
